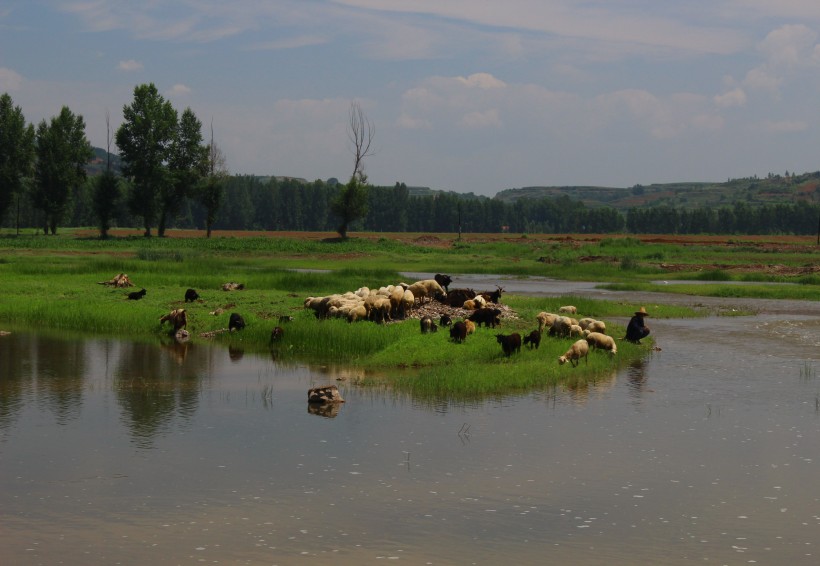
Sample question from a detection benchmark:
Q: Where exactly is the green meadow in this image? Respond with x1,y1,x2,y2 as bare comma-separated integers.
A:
1,231,814,396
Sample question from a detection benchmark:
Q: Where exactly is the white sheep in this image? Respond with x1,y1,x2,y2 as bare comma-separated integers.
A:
407,279,446,304
585,332,617,355
548,316,573,338
473,294,487,308
578,317,596,330
536,312,558,333
586,320,606,334
558,305,577,315
569,324,583,337
558,339,589,367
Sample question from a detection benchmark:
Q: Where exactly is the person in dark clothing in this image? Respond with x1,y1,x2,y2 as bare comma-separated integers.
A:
625,306,650,343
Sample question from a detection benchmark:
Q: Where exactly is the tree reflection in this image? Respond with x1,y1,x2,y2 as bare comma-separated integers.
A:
0,333,32,433
114,341,211,449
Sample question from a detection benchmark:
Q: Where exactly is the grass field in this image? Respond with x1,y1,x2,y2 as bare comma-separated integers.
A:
1,229,815,396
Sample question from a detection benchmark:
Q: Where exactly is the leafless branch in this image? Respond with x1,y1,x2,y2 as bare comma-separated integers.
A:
348,100,374,181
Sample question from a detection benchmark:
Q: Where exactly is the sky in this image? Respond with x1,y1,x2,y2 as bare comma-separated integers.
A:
2,1,820,197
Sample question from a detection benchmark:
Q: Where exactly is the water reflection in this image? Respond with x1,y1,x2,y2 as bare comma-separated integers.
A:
626,358,649,400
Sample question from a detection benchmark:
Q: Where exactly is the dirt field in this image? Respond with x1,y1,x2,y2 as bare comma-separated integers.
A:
73,228,818,249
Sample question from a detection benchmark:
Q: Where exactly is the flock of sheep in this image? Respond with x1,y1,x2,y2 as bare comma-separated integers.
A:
303,275,619,368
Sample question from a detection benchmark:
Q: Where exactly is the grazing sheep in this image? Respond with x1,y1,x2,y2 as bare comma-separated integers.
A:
465,320,476,335
407,279,447,304
496,333,522,357
578,317,596,330
468,307,502,328
548,316,572,338
569,324,584,338
450,321,468,343
558,305,577,315
420,316,438,333
270,326,284,343
400,289,415,316
127,288,146,300
536,312,558,333
439,314,453,327
184,288,200,302
367,296,392,323
585,332,618,355
558,339,589,367
159,308,187,332
586,320,606,334
228,313,246,332
222,282,245,291
346,304,367,323
523,329,542,349
389,286,406,319
434,273,453,293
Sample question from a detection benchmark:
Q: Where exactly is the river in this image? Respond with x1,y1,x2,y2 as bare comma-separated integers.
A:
1,276,819,565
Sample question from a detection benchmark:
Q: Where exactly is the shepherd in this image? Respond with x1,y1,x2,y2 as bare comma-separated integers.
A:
624,307,650,344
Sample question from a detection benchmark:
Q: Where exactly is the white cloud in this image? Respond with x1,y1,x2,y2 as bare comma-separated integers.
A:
460,109,501,129
246,35,328,51
743,67,782,94
758,24,818,68
714,88,747,108
0,67,23,91
117,59,143,72
456,73,506,89
167,84,192,96
759,119,808,133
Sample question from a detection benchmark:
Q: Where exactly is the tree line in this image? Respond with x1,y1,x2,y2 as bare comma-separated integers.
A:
2,88,818,237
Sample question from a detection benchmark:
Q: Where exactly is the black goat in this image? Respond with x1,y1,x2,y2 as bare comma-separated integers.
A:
496,333,522,357
468,307,502,328
434,273,453,293
127,288,146,300
420,316,438,333
228,313,246,332
270,326,284,344
450,321,468,343
439,314,452,327
442,288,476,307
523,329,542,349
184,288,200,302
479,286,505,304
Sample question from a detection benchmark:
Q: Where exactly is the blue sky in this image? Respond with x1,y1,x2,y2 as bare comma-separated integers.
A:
2,1,820,196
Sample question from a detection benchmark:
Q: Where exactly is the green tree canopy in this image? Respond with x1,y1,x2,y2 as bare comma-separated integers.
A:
32,106,92,234
0,93,36,228
115,83,177,236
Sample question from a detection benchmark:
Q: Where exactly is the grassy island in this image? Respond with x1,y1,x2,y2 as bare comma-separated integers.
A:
1,229,815,397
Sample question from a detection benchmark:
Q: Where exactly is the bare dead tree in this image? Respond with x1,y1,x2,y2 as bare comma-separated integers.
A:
348,100,375,182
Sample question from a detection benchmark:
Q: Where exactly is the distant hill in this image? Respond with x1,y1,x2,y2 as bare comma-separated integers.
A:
494,172,820,210
85,147,123,176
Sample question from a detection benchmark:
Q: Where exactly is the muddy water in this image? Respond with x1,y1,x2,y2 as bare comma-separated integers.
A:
1,279,820,565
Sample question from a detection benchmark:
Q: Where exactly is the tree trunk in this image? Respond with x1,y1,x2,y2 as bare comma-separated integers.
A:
157,211,167,237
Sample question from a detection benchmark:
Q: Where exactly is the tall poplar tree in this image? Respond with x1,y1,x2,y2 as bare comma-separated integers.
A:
159,108,207,237
0,93,35,230
115,83,177,237
32,106,92,234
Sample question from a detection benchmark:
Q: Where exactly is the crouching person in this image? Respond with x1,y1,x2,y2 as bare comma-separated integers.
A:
625,307,650,344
